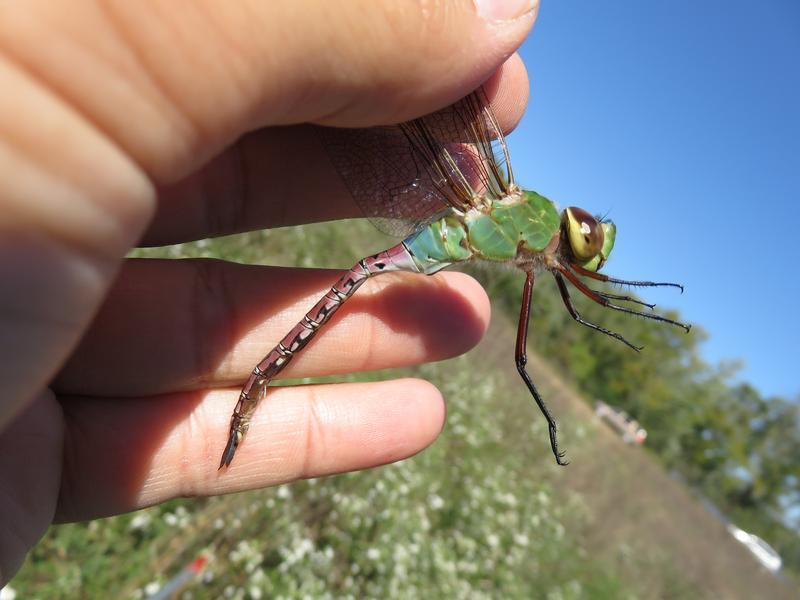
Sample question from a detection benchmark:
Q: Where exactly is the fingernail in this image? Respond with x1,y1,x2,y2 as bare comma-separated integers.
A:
475,0,537,22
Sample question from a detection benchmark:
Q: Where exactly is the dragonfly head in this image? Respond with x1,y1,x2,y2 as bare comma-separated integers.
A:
561,207,616,272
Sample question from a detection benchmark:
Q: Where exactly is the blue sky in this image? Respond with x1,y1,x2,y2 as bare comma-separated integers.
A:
507,1,800,399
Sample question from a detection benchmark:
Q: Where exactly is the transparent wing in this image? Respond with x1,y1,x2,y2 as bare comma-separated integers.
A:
317,123,449,237
317,88,515,238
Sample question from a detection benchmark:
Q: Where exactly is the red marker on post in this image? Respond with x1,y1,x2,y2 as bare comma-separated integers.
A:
147,555,208,600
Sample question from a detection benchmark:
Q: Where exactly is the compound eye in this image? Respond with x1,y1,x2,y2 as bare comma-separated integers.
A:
564,207,604,261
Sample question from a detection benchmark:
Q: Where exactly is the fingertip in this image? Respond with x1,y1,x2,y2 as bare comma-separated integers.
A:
304,1,535,128
399,377,447,441
483,53,531,134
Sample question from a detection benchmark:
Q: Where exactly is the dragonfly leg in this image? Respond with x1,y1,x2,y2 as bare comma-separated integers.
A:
595,291,655,310
569,262,684,293
552,271,643,352
515,270,568,466
558,266,691,333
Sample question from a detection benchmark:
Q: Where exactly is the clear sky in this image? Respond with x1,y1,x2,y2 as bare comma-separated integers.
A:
507,1,800,399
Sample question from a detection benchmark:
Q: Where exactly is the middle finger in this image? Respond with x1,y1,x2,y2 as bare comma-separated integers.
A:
55,258,490,397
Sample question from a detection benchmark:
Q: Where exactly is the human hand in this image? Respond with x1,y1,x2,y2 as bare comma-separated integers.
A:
0,0,535,581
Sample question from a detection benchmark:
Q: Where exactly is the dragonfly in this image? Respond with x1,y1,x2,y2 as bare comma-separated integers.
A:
219,88,690,469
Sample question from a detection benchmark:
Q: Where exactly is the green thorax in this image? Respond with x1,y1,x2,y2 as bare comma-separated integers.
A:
403,190,560,274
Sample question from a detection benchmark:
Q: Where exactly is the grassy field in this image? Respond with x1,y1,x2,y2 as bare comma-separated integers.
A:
8,221,796,598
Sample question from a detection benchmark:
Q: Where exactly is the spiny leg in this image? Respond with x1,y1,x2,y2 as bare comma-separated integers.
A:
569,262,684,293
596,291,655,310
552,271,643,352
557,266,691,332
515,270,568,466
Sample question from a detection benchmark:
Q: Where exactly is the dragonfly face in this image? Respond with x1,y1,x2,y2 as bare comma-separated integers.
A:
561,207,616,272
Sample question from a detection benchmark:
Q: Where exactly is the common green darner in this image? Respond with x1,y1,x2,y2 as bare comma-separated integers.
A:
220,89,690,469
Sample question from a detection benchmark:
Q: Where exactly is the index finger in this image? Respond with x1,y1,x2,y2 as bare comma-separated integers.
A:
144,57,530,245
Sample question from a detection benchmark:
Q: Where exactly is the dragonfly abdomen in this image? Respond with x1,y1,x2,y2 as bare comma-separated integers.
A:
220,243,422,468
402,214,473,274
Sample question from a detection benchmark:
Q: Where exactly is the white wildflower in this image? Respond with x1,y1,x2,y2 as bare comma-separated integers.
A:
366,548,381,561
144,580,161,596
248,586,263,599
250,568,266,585
500,492,518,507
0,585,17,600
428,494,445,510
129,513,152,531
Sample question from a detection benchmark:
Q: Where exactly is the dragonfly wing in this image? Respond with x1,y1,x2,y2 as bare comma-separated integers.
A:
405,88,515,210
317,88,516,237
317,124,451,237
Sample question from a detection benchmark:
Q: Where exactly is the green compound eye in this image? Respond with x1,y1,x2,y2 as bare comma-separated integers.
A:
564,206,604,261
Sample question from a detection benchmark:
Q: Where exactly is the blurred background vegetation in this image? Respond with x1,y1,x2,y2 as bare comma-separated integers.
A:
9,220,799,598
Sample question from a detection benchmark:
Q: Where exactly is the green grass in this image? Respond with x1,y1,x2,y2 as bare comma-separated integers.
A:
14,356,625,599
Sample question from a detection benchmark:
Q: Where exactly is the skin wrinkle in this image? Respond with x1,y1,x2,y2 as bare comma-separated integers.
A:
172,3,284,133
300,385,325,481
306,2,476,127
191,259,240,388
176,397,208,500
191,1,260,104
55,399,84,522
229,135,256,235
0,398,61,547
0,58,154,264
194,162,218,241
0,146,135,266
97,1,206,181
225,138,250,238
357,281,382,375
0,7,159,193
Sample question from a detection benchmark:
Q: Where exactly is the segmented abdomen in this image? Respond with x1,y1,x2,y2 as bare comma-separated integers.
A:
220,242,420,467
